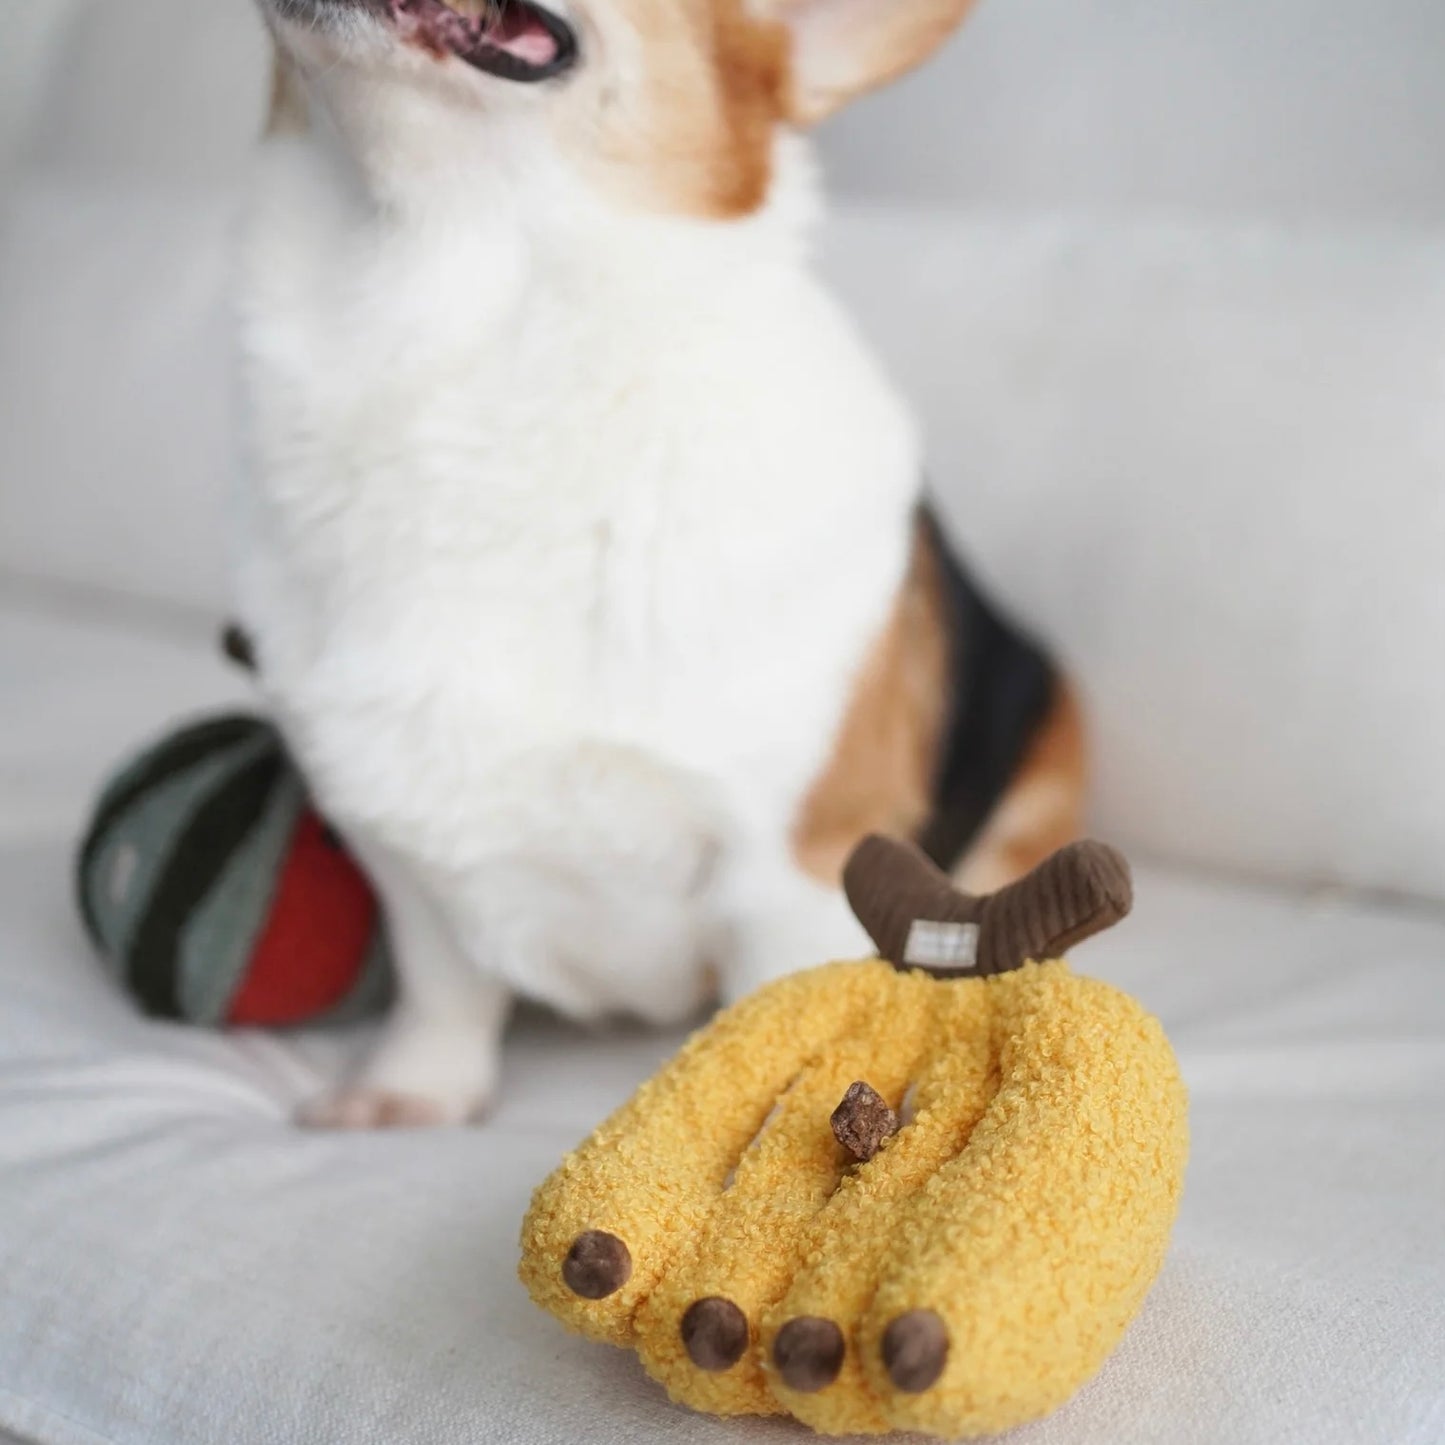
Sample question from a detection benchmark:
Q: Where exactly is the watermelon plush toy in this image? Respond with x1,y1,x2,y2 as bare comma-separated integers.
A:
77,713,393,1029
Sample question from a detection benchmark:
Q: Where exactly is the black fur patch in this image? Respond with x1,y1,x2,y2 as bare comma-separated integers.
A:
914,505,1058,872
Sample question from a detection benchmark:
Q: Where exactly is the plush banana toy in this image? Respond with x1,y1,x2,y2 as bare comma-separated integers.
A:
520,838,1188,1439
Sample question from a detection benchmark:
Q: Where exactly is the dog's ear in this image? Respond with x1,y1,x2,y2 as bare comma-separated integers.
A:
766,0,980,124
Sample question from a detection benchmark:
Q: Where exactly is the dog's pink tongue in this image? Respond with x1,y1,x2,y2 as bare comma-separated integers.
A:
484,6,559,66
391,0,558,68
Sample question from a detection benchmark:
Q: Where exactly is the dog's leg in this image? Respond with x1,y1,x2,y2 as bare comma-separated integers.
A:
299,851,510,1130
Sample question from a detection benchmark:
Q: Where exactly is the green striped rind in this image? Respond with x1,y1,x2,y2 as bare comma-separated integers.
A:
81,724,280,975
77,715,274,948
176,770,308,1026
77,714,288,1020
125,746,286,1019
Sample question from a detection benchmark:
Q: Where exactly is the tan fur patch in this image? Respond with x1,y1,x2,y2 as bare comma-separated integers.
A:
575,0,984,213
706,3,791,215
953,680,1088,896
792,523,952,886
575,0,984,216
563,0,788,218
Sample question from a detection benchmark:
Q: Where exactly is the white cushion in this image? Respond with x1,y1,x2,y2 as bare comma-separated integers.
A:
0,600,249,848
0,0,264,604
1,600,1443,1445
0,180,242,611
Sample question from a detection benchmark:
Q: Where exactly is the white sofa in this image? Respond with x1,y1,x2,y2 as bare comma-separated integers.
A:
2,3,1443,1442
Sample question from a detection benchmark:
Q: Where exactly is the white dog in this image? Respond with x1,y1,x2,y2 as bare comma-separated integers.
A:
236,0,1084,1128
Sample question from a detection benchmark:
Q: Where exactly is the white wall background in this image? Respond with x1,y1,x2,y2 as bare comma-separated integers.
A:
822,0,1445,225
0,0,267,189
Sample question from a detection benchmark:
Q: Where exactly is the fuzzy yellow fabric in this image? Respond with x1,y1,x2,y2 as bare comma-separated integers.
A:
519,958,1188,1439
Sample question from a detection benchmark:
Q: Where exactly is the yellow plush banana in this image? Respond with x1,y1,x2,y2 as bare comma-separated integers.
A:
519,838,1188,1439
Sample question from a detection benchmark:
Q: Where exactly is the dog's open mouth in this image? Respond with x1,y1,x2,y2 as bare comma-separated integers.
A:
389,0,577,82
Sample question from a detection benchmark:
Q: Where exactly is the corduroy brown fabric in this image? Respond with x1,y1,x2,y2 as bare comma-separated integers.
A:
843,835,1131,976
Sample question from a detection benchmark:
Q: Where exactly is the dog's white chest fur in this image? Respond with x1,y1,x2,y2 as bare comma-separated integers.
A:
235,119,919,1026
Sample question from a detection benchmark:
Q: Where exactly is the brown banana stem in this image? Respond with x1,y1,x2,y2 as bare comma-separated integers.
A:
843,835,1132,976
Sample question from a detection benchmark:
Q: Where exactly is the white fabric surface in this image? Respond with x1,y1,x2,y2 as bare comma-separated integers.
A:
1,600,1444,1445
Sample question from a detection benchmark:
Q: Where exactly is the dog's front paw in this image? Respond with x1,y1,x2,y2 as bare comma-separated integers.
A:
297,993,507,1131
